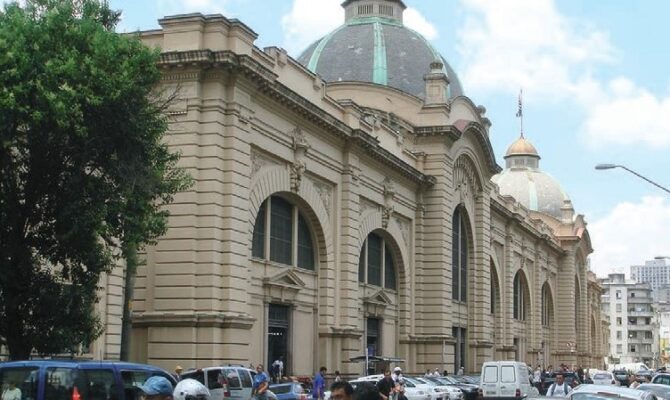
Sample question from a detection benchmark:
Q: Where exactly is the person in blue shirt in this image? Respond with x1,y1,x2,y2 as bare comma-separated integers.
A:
312,366,327,400
252,364,269,400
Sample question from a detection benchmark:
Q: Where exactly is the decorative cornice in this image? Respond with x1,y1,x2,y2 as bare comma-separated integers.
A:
156,49,436,187
132,311,255,329
491,199,564,254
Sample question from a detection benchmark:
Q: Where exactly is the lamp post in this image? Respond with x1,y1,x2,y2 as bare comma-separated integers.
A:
595,164,670,195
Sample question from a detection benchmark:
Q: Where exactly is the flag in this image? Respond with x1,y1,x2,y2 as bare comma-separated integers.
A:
516,90,523,118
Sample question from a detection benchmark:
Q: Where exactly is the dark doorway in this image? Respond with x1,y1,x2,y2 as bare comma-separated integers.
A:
268,304,290,378
366,318,380,375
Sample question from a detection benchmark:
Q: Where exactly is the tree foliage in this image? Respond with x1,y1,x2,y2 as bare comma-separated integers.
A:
0,0,191,359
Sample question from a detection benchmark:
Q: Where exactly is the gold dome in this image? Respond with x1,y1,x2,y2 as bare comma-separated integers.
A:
504,136,539,158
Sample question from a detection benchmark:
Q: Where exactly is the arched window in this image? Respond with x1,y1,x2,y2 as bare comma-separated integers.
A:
358,232,396,290
251,196,315,270
541,282,553,327
513,271,528,321
490,261,500,315
452,207,468,302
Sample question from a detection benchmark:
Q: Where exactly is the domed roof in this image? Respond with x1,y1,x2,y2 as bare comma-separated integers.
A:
297,0,463,100
505,136,539,158
492,135,570,220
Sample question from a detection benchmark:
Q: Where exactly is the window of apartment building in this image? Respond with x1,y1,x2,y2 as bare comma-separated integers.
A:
630,345,636,352
617,317,622,325
616,344,622,353
616,331,622,339
252,196,316,270
616,303,622,312
452,207,468,302
630,331,637,339
645,317,651,325
629,317,637,325
616,290,621,299
358,232,397,290
645,331,653,339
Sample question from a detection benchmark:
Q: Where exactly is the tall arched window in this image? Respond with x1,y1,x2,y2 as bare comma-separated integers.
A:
452,207,468,302
490,260,500,315
513,271,528,321
541,282,553,327
251,196,315,270
358,232,396,290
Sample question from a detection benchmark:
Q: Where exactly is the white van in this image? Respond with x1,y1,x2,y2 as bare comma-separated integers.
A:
181,366,277,400
479,361,533,399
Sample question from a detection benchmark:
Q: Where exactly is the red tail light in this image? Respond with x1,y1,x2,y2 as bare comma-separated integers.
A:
72,386,81,400
515,389,521,398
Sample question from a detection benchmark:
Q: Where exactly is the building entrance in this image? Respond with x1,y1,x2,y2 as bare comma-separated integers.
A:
268,304,290,378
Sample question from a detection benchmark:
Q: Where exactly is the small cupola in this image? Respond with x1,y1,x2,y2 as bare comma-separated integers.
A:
342,0,406,23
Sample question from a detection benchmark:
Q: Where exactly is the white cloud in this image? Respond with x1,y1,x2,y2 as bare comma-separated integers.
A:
456,0,615,102
588,196,670,278
280,0,342,56
404,7,438,40
582,78,670,148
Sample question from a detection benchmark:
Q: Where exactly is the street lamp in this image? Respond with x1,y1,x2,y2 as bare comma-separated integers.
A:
595,164,670,195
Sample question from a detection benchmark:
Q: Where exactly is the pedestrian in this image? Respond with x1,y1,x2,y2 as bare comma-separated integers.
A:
457,366,464,376
532,365,542,391
137,376,175,400
424,369,432,378
252,364,269,400
334,370,342,383
576,365,584,383
1,381,21,400
546,373,571,397
377,370,394,400
175,365,183,380
272,357,284,383
432,368,441,377
391,367,406,400
330,381,354,400
312,366,327,400
353,382,381,400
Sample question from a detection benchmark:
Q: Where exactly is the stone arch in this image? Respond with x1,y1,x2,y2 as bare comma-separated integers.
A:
358,210,409,286
453,154,483,222
541,281,555,327
248,165,334,271
513,269,532,321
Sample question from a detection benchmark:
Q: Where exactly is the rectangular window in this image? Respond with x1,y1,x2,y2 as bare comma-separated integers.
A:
617,317,622,325
616,303,622,312
367,234,382,286
0,367,39,400
297,213,314,270
45,367,86,399
645,331,653,339
501,366,516,383
252,202,266,258
616,331,622,339
270,197,293,265
616,344,622,353
207,369,224,390
483,366,498,383
630,345,636,352
616,290,621,299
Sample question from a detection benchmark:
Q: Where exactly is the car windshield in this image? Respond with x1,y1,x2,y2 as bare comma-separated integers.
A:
270,384,297,394
593,373,611,380
439,376,459,385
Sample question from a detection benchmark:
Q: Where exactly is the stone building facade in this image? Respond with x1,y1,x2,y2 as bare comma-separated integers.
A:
86,0,605,374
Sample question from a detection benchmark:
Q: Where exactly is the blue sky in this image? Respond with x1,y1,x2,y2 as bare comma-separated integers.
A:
106,0,670,278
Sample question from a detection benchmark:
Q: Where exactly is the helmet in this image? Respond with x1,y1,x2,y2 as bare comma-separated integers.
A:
173,379,211,400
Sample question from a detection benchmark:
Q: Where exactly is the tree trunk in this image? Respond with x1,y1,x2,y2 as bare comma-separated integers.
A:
119,242,138,361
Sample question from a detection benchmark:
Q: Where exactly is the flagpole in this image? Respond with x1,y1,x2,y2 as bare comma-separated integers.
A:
516,89,524,137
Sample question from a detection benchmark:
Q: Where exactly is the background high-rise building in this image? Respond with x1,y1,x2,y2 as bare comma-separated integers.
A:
631,257,670,301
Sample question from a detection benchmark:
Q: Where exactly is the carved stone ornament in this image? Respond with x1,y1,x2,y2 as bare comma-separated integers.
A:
310,177,332,216
290,127,310,192
382,177,395,229
251,149,280,177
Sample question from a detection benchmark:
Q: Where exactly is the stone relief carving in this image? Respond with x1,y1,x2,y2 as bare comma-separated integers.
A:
251,149,280,177
360,198,376,215
290,127,310,192
310,177,332,216
395,217,410,248
453,156,481,208
381,177,396,229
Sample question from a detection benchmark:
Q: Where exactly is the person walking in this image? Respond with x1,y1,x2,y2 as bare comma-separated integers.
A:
532,366,542,391
391,367,406,400
334,371,342,383
377,370,394,400
252,364,270,400
546,373,571,397
1,382,21,400
312,367,327,400
457,366,464,376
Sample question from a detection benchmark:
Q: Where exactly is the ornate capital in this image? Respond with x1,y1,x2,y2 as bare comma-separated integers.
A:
290,127,310,192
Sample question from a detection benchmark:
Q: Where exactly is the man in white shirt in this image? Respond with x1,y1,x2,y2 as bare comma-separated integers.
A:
1,382,21,400
547,374,571,398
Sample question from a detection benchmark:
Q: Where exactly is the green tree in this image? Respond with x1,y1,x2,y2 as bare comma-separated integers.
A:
0,0,191,359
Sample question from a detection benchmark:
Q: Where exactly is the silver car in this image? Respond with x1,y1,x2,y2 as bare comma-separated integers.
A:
568,384,658,400
591,372,619,386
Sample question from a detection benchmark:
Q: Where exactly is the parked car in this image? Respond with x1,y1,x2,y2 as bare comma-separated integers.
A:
270,382,308,400
568,384,658,400
452,375,479,385
651,373,670,386
350,376,431,400
425,376,479,400
413,376,463,400
636,370,655,383
636,383,670,400
591,371,619,386
181,365,277,400
0,359,176,400
478,361,534,399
